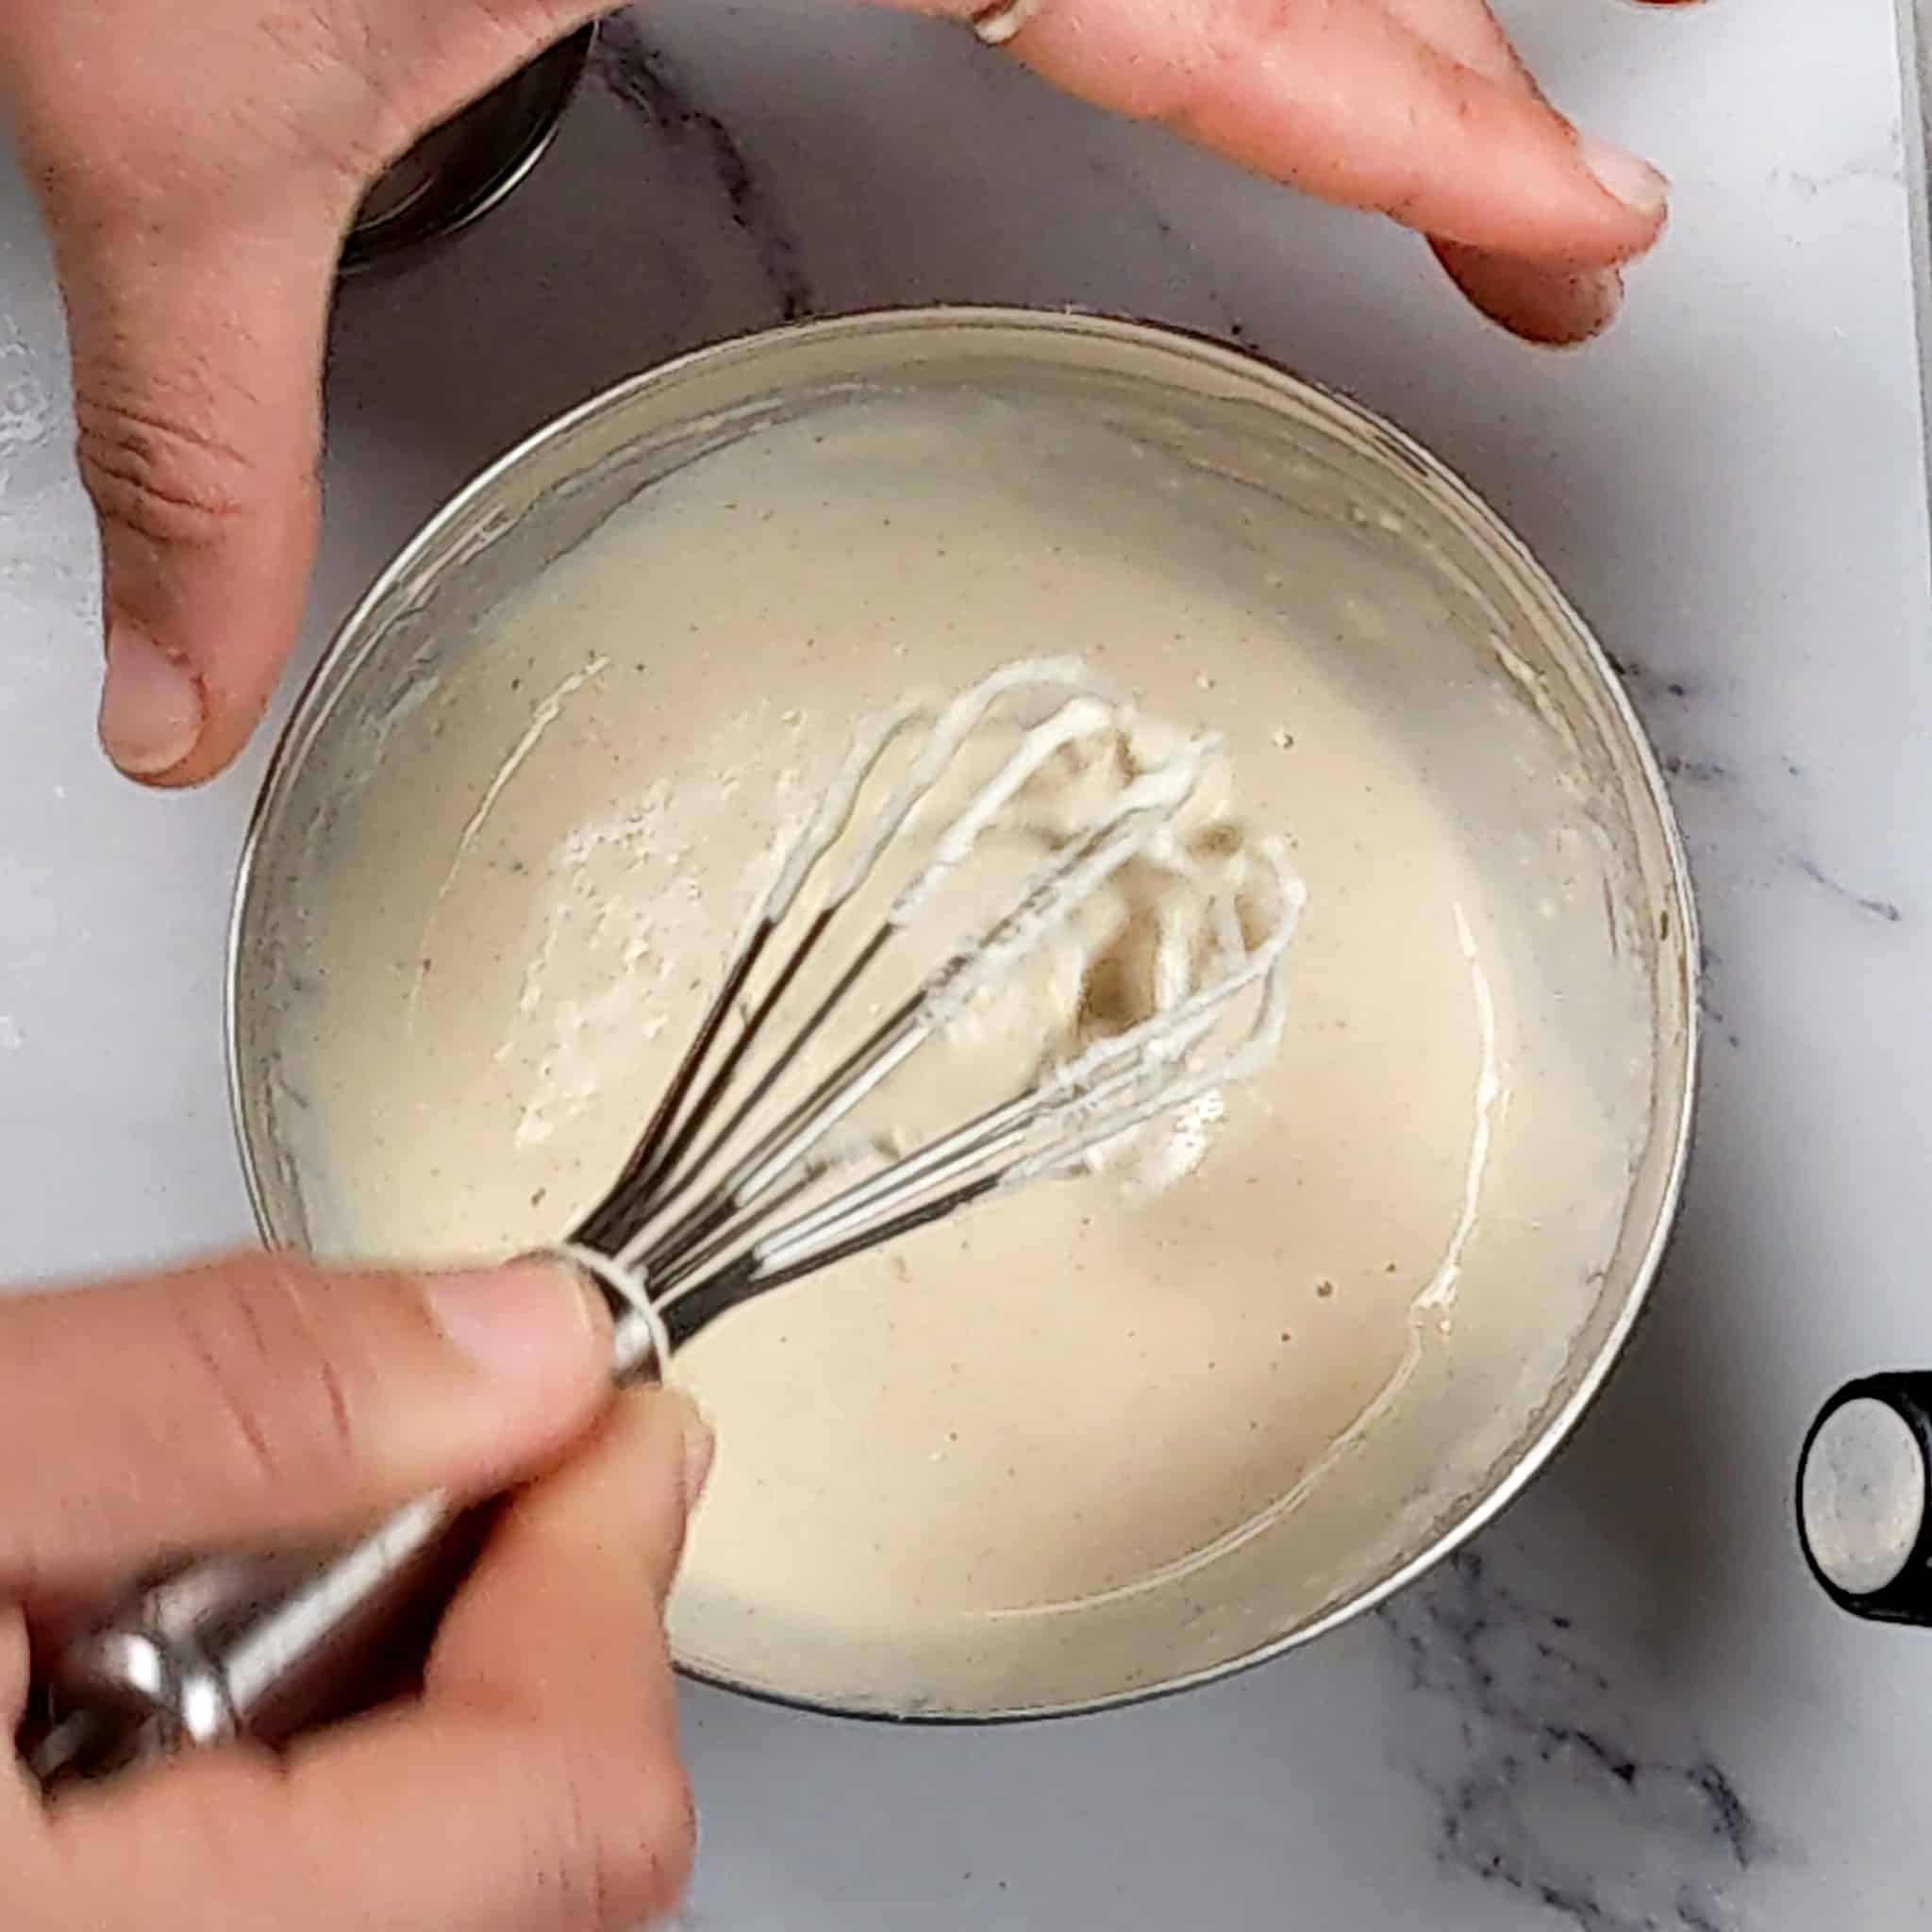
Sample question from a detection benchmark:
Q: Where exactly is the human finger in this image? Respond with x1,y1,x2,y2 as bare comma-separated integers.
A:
1374,0,1643,341
0,1253,610,1602
24,1391,709,1932
42,192,346,783
17,0,611,784
907,0,1666,264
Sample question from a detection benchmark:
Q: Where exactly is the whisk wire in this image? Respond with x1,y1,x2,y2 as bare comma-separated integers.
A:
573,914,778,1252
575,661,1305,1352
579,670,1121,1256
625,761,1199,1282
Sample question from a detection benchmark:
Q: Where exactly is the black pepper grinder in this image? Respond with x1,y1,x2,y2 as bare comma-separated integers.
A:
341,24,596,275
1798,1375,1932,1624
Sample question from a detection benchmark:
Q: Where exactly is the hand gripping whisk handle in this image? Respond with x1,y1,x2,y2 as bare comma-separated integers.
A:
20,669,1301,1790
22,1266,663,1793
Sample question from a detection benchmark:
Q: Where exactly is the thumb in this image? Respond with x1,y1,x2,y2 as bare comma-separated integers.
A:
50,197,343,785
0,1252,613,1601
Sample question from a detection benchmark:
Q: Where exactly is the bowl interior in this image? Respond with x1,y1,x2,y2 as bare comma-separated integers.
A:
231,311,1695,1718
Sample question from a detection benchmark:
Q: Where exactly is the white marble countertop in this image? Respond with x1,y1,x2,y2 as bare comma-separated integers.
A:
4,0,1930,1924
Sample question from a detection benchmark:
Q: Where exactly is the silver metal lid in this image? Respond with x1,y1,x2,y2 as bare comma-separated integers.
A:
1801,1395,1927,1597
341,25,595,275
1799,1374,1932,1622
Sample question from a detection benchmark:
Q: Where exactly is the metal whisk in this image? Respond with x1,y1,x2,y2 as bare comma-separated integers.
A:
24,659,1302,1791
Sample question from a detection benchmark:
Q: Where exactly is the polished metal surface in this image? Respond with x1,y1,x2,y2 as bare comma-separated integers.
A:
25,1301,656,1792
341,26,593,274
1901,0,1932,524
213,310,1698,1725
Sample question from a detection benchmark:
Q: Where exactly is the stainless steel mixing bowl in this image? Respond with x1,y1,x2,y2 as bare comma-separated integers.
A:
227,308,1698,1720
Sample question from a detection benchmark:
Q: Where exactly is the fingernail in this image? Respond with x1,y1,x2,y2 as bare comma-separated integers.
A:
99,622,204,776
680,1404,716,1508
425,1262,608,1382
1577,136,1669,221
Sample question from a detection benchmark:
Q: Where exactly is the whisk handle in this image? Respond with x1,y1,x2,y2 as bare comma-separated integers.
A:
22,1491,484,1790
21,1266,663,1793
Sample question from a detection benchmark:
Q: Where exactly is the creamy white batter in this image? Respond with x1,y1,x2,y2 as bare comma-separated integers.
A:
257,387,1659,1713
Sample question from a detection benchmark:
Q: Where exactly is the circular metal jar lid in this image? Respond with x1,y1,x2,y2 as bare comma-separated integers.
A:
1800,1374,1932,1622
341,24,596,275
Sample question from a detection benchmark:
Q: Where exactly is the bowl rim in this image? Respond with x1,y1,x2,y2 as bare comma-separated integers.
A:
227,304,1701,1724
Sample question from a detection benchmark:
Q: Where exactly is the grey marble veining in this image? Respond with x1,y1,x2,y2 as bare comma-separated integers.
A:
591,14,815,322
3,0,1931,1924
1382,1549,1771,1931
